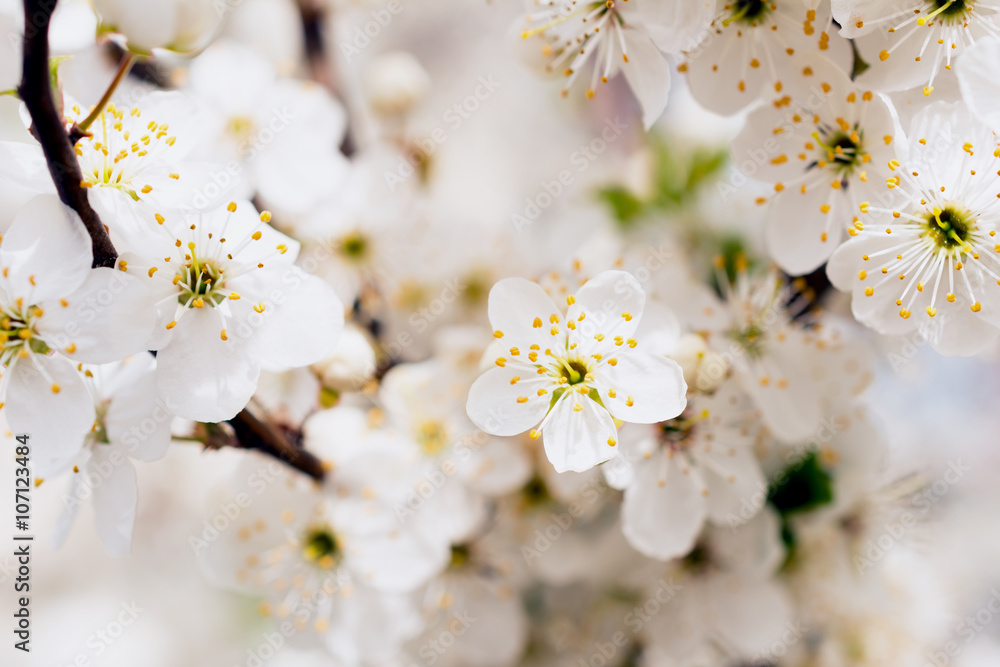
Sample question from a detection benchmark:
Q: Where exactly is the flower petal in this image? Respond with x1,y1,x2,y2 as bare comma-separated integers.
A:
466,367,549,436
487,277,563,349
253,268,344,370
38,268,155,364
90,447,138,557
6,354,93,476
567,270,646,356
594,352,687,424
622,452,707,560
542,392,618,473
155,309,260,422
0,195,91,303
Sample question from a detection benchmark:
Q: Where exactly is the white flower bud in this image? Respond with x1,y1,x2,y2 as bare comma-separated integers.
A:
363,51,430,116
312,324,376,391
93,0,221,55
671,333,729,393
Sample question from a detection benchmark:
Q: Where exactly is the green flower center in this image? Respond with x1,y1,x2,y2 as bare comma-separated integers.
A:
560,358,591,386
521,475,553,508
814,128,864,177
302,526,339,564
449,544,471,570
176,258,226,308
417,420,449,456
923,205,975,252
726,0,771,25
338,232,369,261
929,0,970,21
727,322,766,358
0,305,50,365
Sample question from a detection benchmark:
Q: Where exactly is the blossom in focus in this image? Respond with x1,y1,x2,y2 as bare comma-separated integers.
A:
466,270,687,473
0,92,224,234
828,102,1000,355
119,201,344,421
833,0,1000,96
730,51,898,275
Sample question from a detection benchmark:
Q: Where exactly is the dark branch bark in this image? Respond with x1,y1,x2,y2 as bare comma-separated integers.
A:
226,410,327,482
299,1,355,157
20,0,326,482
18,0,118,269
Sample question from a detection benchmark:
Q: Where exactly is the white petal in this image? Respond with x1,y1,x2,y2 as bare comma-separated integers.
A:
957,38,1000,131
6,354,93,477
105,357,173,461
37,268,155,364
622,453,707,560
0,143,54,195
0,195,91,303
155,309,261,422
253,268,344,370
466,367,549,436
488,277,563,348
90,447,138,557
567,270,645,356
594,352,687,424
708,575,794,659
343,528,448,594
542,392,618,473
701,446,767,525
619,30,671,131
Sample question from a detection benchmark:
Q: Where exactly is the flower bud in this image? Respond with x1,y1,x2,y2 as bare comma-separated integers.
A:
671,333,729,393
363,51,430,116
93,0,221,55
312,324,376,392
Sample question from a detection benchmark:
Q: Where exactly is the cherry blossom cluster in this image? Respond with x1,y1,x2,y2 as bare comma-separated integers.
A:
2,0,998,665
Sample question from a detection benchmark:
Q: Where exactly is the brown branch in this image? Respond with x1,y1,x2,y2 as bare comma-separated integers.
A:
20,0,326,482
18,0,118,269
299,1,355,157
224,410,327,482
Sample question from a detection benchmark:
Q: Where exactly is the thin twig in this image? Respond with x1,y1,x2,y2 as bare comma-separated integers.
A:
18,0,118,268
299,1,355,156
68,51,135,144
225,410,327,482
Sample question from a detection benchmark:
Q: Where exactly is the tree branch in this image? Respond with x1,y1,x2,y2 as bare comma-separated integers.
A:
18,0,118,269
224,410,327,482
299,1,355,157
19,0,327,482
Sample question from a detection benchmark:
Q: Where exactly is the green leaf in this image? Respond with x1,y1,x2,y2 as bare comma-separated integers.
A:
597,186,646,226
767,450,834,516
